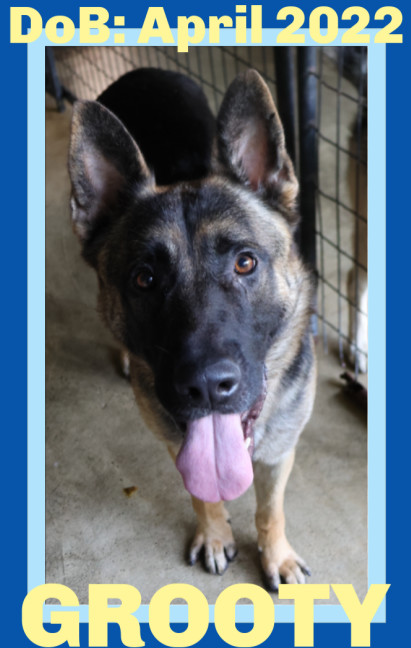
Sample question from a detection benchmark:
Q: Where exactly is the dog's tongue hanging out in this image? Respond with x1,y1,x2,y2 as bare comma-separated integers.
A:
176,413,253,502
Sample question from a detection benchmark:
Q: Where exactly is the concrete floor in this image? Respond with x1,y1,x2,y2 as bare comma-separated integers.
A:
45,83,367,604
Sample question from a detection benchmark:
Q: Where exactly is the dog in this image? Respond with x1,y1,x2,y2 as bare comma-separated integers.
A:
343,47,368,373
347,106,368,373
68,67,316,590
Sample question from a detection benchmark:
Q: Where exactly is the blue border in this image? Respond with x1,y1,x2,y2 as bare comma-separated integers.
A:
25,29,386,627
6,0,410,644
4,0,411,648
367,40,386,596
4,17,28,648
27,37,46,594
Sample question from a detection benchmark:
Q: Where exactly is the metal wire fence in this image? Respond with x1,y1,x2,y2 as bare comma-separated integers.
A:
315,47,367,374
49,45,368,375
52,45,277,113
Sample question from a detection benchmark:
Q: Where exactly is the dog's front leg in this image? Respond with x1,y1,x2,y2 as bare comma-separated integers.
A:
254,450,310,591
189,498,237,575
167,445,237,575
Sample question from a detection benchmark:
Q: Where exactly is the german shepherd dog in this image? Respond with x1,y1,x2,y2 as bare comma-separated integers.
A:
68,68,316,590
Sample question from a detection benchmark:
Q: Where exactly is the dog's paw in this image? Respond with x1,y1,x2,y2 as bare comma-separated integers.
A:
188,523,237,575
259,538,311,592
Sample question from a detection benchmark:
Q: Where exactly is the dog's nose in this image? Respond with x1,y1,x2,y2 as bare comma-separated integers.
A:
175,359,241,408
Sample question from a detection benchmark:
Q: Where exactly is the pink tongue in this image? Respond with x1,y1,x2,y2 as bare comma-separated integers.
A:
175,413,253,502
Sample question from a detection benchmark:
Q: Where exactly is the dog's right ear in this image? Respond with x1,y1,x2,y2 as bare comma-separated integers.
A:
69,101,152,241
217,70,299,229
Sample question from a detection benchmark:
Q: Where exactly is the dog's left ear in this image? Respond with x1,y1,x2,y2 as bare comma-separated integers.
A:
217,70,299,229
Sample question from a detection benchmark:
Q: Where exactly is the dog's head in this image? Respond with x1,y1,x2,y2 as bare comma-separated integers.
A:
69,70,307,502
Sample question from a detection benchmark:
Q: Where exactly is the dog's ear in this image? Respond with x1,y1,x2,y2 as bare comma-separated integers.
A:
217,70,299,228
69,101,152,241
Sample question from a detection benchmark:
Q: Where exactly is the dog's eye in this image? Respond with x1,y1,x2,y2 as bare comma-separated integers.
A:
134,269,155,290
234,253,257,275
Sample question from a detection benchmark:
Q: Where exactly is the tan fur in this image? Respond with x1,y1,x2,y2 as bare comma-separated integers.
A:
189,499,236,575
254,451,309,587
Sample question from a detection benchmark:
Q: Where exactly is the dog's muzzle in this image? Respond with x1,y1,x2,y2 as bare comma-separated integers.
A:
175,372,267,503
